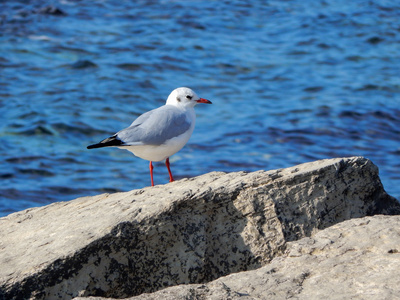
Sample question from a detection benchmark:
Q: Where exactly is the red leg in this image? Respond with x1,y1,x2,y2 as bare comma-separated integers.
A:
149,161,154,186
165,157,174,182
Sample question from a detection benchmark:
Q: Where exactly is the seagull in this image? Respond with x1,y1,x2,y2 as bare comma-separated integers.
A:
87,87,212,186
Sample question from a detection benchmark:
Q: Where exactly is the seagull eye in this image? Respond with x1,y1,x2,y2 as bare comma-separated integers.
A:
186,95,192,100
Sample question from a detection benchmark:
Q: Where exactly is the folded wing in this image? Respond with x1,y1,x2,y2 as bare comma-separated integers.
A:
87,105,191,149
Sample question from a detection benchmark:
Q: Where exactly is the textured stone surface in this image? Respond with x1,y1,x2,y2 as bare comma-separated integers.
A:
103,215,400,300
0,157,399,299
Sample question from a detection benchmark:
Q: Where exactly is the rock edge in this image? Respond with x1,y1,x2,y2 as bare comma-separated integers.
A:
0,156,399,299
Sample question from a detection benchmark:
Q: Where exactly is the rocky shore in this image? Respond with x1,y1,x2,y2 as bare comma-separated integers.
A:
1,157,399,299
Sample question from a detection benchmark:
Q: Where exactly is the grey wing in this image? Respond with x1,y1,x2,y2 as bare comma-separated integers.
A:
116,106,191,146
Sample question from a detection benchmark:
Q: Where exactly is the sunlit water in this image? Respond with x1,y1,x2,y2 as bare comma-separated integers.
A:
1,0,399,216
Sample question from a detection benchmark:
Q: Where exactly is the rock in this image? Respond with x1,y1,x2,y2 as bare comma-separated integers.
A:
0,157,399,299
97,215,400,300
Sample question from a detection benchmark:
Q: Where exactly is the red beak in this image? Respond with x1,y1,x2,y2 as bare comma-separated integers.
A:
196,98,212,104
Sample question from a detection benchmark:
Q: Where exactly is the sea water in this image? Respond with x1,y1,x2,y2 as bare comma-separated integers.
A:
1,0,399,216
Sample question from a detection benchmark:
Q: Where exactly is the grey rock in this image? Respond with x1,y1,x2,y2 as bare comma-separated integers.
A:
0,157,398,299
106,215,400,300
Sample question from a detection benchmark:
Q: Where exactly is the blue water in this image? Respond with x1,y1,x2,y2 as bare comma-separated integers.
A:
1,0,399,217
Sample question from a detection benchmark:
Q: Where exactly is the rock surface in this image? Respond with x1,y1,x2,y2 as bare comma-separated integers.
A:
0,157,399,299
86,215,400,300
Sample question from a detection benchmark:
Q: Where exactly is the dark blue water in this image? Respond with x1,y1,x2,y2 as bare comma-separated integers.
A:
1,1,399,217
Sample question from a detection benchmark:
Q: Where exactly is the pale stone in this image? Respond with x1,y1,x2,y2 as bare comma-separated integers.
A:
113,215,400,300
0,157,398,299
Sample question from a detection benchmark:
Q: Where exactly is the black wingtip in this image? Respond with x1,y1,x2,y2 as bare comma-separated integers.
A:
87,135,124,149
87,144,101,149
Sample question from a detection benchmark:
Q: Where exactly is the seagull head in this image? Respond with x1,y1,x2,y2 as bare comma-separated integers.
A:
166,87,212,108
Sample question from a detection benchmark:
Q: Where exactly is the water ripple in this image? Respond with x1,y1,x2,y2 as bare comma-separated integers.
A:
1,0,399,216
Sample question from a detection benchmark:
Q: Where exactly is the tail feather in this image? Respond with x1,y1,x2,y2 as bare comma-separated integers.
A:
87,135,124,149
